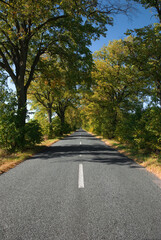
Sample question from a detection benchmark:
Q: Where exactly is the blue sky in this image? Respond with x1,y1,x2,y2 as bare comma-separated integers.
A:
90,2,158,53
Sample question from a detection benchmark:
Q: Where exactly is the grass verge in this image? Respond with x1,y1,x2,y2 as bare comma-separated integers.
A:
0,138,59,175
89,132,161,180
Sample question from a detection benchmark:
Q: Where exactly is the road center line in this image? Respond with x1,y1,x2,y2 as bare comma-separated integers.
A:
78,164,84,189
80,141,82,145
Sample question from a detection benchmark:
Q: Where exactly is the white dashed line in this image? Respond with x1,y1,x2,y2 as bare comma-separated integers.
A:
78,164,84,188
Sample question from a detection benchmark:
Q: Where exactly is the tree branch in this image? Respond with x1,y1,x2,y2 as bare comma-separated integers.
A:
34,93,48,108
0,0,13,8
28,15,67,39
0,42,12,59
0,61,5,68
0,48,16,82
25,49,45,90
1,30,18,51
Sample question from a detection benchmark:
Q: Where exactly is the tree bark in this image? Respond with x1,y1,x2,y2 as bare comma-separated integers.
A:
60,112,65,128
47,107,52,124
154,78,161,107
47,107,53,138
56,104,66,135
17,88,27,126
14,83,27,148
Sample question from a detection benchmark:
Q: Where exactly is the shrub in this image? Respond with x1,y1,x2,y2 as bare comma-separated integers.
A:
25,120,43,147
115,106,161,153
0,111,19,151
115,113,137,145
52,117,71,137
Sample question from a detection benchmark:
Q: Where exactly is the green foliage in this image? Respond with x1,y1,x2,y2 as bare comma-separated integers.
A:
0,81,17,151
115,106,161,153
0,115,43,151
139,107,161,151
52,117,71,137
65,106,82,131
82,36,161,153
0,111,43,151
28,52,82,137
0,80,43,151
115,106,143,146
0,0,130,131
82,39,140,137
124,24,161,106
0,110,18,151
25,120,43,147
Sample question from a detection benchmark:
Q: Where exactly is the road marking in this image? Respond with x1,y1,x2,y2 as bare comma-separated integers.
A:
80,141,82,145
78,164,84,188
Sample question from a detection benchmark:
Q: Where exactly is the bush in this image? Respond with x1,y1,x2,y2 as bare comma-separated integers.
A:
115,107,161,153
52,117,62,137
115,113,137,145
0,111,19,151
52,117,71,137
140,107,161,152
25,120,43,147
0,110,43,151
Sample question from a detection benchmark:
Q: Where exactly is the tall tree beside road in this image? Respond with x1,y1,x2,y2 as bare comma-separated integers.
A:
82,40,141,138
81,36,161,152
28,54,80,137
124,24,161,107
0,0,132,139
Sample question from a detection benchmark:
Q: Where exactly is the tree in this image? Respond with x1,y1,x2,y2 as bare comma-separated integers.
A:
29,57,61,124
29,54,80,136
65,106,82,130
0,0,132,138
82,40,141,137
54,90,78,134
81,35,161,152
0,77,18,150
125,24,161,106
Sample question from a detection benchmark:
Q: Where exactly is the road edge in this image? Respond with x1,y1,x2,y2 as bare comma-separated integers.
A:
86,130,161,181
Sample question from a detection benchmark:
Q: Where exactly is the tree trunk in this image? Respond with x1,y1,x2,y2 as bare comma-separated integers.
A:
17,86,27,127
156,79,161,107
58,111,65,136
60,112,65,128
15,84,27,148
47,107,53,138
56,108,65,136
47,108,52,124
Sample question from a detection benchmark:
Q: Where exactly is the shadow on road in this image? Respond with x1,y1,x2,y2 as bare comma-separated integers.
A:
31,141,143,169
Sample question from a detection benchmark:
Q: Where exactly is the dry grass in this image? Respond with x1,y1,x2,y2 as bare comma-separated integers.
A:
0,138,59,174
88,132,161,180
0,131,74,175
104,139,161,180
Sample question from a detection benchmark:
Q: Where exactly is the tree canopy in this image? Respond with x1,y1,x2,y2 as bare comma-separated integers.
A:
1,0,161,155
0,0,131,145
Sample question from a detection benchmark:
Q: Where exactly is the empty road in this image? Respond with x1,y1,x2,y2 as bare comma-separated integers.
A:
1,129,161,240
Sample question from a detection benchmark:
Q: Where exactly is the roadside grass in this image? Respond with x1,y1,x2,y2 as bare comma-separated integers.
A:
103,138,161,180
89,132,161,180
0,138,59,174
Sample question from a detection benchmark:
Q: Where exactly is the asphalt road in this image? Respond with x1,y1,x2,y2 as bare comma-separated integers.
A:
1,129,161,240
